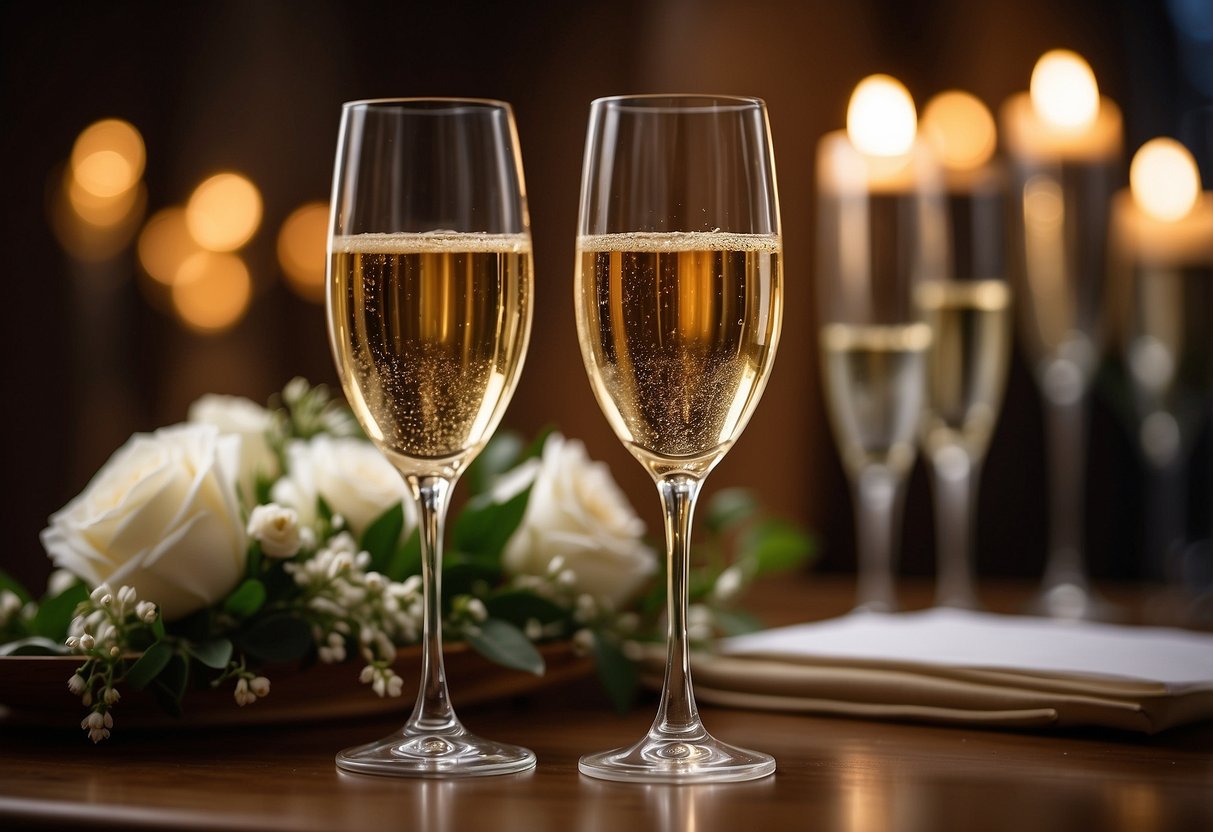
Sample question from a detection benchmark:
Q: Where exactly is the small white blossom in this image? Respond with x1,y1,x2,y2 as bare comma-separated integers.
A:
234,677,257,707
136,601,157,624
0,590,22,626
68,674,86,696
524,619,543,641
79,633,95,651
359,665,375,684
572,628,594,655
246,504,304,559
465,598,487,623
713,565,744,602
89,584,113,605
117,585,138,610
104,687,121,706
249,676,271,698
81,710,111,743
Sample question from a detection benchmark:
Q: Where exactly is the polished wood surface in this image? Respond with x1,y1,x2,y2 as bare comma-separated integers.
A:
2,577,1210,832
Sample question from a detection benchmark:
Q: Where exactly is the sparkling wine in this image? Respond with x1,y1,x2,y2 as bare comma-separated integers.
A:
916,279,1012,458
820,322,931,477
575,231,782,477
329,232,532,473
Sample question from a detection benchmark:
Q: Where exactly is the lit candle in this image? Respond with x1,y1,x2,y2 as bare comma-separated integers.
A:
1114,138,1213,266
921,90,999,191
1001,49,1122,162
818,74,930,195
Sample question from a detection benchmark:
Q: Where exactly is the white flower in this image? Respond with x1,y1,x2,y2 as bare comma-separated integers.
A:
234,677,257,706
0,590,21,626
68,674,86,696
40,424,248,621
246,504,304,559
188,393,279,508
249,676,271,698
136,600,158,624
104,687,121,705
499,434,658,609
272,435,414,538
81,710,111,743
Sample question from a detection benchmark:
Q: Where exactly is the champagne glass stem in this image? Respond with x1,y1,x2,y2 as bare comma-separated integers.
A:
1042,391,1088,592
853,466,904,612
651,474,705,739
404,474,461,736
930,448,981,609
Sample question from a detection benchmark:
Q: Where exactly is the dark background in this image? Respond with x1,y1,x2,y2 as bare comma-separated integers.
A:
1,0,1210,597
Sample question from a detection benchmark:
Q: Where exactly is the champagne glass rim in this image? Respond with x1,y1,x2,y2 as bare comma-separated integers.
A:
591,93,766,114
341,96,514,113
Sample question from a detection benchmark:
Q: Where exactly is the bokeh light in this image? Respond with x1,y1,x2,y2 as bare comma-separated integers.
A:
277,201,329,303
138,207,200,285
70,119,145,199
1029,49,1100,132
171,251,252,333
921,91,997,171
1129,137,1201,223
186,173,262,252
846,74,917,157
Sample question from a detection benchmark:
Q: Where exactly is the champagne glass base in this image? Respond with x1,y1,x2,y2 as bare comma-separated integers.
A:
336,728,536,778
1026,581,1120,622
579,732,775,784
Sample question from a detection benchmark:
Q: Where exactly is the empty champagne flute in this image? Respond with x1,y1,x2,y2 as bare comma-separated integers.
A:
816,76,946,612
918,92,1013,609
326,98,535,777
574,95,782,783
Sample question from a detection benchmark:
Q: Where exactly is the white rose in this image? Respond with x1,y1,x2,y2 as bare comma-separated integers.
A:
501,434,658,609
40,424,248,621
272,435,413,537
188,394,279,507
246,504,304,559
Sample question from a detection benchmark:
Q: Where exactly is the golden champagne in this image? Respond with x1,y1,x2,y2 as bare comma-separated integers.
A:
821,322,931,477
329,232,532,474
917,280,1012,458
575,232,782,477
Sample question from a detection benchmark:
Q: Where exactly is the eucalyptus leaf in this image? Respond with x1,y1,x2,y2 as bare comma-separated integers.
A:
125,641,174,690
465,618,544,675
223,579,267,618
741,519,814,574
483,589,569,628
187,637,233,670
361,502,404,573
236,614,314,663
31,582,88,642
442,562,501,602
705,488,760,535
0,636,68,656
452,486,531,564
590,631,640,713
0,567,33,604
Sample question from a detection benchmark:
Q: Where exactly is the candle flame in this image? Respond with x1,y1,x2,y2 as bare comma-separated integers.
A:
1029,50,1099,132
846,74,917,157
1130,138,1201,223
921,91,997,171
186,172,263,252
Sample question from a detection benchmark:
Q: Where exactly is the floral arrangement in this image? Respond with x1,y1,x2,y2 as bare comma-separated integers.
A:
0,380,812,743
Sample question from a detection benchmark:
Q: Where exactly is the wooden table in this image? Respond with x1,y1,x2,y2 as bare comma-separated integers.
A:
2,577,1210,831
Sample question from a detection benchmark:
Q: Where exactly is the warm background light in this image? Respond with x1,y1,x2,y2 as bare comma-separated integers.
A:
138,207,200,285
66,170,143,228
277,201,329,303
1129,138,1201,223
846,74,917,157
171,251,252,333
186,172,262,252
1029,49,1100,132
921,91,997,171
70,119,145,199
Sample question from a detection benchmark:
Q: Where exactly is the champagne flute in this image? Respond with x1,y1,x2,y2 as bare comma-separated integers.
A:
918,92,1013,609
326,98,535,777
816,77,945,612
574,94,782,783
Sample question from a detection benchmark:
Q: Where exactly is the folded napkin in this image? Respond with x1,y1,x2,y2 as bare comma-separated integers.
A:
643,609,1213,733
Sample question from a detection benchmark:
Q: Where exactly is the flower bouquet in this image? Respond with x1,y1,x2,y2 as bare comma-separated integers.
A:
0,380,812,743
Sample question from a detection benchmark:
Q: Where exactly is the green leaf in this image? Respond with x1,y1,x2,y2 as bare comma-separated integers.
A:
465,618,544,675
236,614,314,663
710,607,764,637
245,541,264,580
31,582,88,642
590,631,640,713
452,486,531,564
464,431,524,496
0,636,68,656
125,641,174,690
0,567,33,604
316,495,333,527
151,653,189,717
223,579,267,618
483,589,569,628
520,425,556,462
187,637,233,670
361,502,404,573
705,488,761,535
740,519,814,574
152,613,166,641
442,561,500,602
384,528,422,582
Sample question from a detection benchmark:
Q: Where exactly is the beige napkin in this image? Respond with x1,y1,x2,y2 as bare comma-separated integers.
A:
641,609,1213,733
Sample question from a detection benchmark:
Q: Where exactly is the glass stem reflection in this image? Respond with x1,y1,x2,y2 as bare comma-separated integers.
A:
404,474,462,736
854,466,903,612
652,474,706,739
930,446,980,609
1041,385,1089,593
